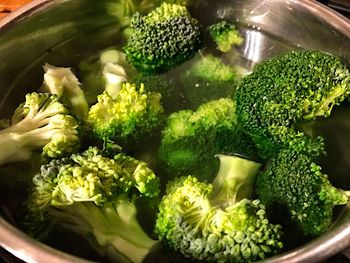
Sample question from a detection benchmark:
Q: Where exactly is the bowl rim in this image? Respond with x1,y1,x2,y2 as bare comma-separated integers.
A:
1,0,350,262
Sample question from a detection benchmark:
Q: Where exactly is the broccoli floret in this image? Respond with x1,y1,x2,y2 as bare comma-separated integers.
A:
155,154,283,262
256,149,350,237
235,50,350,159
154,0,193,6
131,73,179,113
42,64,89,120
79,49,129,104
24,147,160,263
123,3,203,75
158,98,258,180
87,82,164,148
180,54,239,108
0,92,80,166
208,21,244,52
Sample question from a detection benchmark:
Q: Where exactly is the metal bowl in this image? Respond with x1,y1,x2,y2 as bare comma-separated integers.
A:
1,0,350,262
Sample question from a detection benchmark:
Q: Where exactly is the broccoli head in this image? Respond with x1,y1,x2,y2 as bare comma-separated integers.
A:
123,2,203,75
87,82,164,148
155,154,283,262
256,149,350,236
235,50,350,159
180,54,239,108
25,147,160,263
0,92,80,166
208,21,244,52
158,98,258,180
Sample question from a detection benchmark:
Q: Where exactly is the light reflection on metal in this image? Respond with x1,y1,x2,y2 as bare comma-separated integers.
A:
243,29,263,63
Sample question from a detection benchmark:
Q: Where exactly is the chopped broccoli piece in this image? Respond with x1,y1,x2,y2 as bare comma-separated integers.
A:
235,50,350,159
24,147,160,263
158,98,258,180
155,154,283,262
256,149,350,236
123,3,203,75
0,92,80,166
42,64,89,120
79,49,129,104
180,54,239,108
209,21,244,52
87,82,164,148
102,62,128,98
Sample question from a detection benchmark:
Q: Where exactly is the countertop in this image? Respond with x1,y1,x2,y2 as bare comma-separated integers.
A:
0,0,33,19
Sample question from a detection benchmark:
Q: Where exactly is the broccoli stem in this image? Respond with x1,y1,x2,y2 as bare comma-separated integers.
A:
211,154,262,207
0,121,67,166
43,63,89,120
0,133,32,166
52,198,159,263
1,105,61,134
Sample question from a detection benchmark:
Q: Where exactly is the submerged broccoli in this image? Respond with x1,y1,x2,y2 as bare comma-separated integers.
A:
0,92,80,166
87,82,164,148
158,98,258,180
42,64,89,120
208,21,243,52
131,73,180,113
180,54,239,108
256,149,350,237
155,154,283,262
79,49,129,105
25,147,160,263
235,50,350,159
123,2,203,75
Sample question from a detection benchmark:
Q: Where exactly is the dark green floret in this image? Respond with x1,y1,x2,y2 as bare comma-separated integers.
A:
208,21,243,52
155,154,283,262
0,92,80,166
123,2,203,75
24,147,160,263
235,50,350,159
87,82,164,148
256,149,350,236
158,98,258,180
180,54,239,108
131,73,179,113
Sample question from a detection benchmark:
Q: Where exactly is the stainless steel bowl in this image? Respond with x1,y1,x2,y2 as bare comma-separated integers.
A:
1,0,350,262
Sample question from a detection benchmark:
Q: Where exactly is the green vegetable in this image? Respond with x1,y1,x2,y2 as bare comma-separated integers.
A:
25,147,160,263
208,21,243,52
155,154,283,262
131,73,179,113
102,62,128,98
87,82,164,148
180,54,239,108
79,49,129,105
123,2,203,75
42,64,89,120
158,98,258,180
235,50,350,159
256,149,350,236
0,92,80,166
